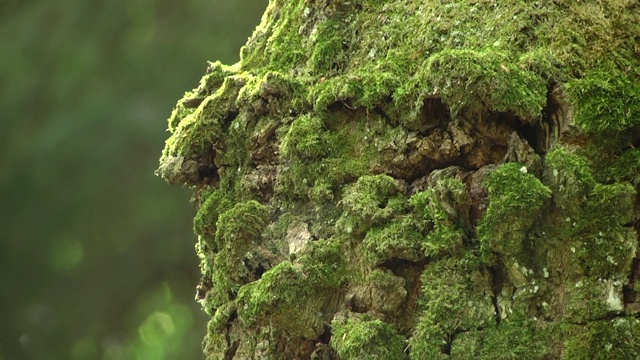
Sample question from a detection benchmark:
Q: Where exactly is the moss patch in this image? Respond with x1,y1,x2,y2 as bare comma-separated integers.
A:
236,238,345,339
331,313,407,360
478,162,551,261
411,255,494,359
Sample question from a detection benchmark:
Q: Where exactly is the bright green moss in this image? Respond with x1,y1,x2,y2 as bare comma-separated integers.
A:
194,187,236,245
167,101,196,134
236,70,309,114
240,0,307,72
203,200,269,307
411,176,468,257
198,61,240,98
276,115,383,202
194,182,240,294
311,69,401,110
411,256,494,359
214,200,269,251
236,239,345,338
160,0,640,358
544,147,596,215
309,19,349,73
166,62,238,132
336,174,402,236
331,314,407,360
162,75,247,161
237,262,326,338
280,114,330,159
421,49,547,120
478,163,551,259
295,237,346,288
232,0,640,127
567,61,640,135
361,217,423,265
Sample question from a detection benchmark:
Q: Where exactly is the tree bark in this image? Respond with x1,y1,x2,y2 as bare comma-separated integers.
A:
158,0,640,358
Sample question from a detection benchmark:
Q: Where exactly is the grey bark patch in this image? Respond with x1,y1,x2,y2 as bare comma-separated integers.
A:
286,221,312,255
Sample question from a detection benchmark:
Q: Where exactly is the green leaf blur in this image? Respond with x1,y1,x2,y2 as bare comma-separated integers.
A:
0,1,267,359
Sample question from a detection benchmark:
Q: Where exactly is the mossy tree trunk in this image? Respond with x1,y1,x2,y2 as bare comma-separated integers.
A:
158,1,640,358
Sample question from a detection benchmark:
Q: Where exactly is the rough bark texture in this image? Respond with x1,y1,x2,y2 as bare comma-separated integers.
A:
158,1,640,358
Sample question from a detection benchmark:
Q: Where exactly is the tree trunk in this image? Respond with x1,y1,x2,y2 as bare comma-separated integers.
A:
157,0,640,358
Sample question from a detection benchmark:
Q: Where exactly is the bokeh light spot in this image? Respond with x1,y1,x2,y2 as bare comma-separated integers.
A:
139,312,176,346
49,238,84,272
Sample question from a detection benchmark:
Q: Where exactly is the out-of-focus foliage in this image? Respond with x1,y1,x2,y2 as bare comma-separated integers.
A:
0,0,267,359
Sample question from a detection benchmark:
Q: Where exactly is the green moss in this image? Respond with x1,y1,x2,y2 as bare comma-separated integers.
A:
198,62,240,99
240,0,308,72
311,69,401,110
336,174,402,236
331,314,407,360
194,189,235,242
478,163,551,260
203,301,237,355
563,59,640,188
575,183,636,278
236,239,344,338
232,0,640,123
543,147,596,215
361,217,423,265
214,200,269,251
567,61,640,136
280,114,330,159
565,278,625,322
309,19,349,73
563,318,640,359
203,200,269,307
161,0,640,357
236,70,309,115
411,176,468,258
449,312,553,359
411,256,494,359
166,62,238,132
160,75,249,177
167,101,197,134
543,147,637,279
363,269,408,315
420,48,546,120
595,148,640,185
194,182,241,296
276,114,383,203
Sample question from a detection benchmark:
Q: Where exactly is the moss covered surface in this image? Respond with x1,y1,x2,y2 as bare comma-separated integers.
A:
159,0,640,358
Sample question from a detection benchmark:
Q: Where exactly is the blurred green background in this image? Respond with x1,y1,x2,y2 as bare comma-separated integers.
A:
0,1,267,359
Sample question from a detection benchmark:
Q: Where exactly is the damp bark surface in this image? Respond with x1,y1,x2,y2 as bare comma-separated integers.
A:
157,1,640,358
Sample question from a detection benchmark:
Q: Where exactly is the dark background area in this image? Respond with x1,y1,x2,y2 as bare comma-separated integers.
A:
0,1,268,358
